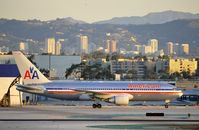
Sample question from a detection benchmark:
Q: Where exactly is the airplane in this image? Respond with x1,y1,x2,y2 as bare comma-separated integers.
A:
13,51,183,108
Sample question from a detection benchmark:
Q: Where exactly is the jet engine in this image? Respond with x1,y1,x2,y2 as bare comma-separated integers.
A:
108,95,131,105
79,94,91,100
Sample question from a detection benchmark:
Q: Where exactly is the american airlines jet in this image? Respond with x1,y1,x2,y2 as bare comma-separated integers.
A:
13,51,183,108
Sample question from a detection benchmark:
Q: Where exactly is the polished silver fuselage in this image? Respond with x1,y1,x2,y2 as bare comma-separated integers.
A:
17,81,183,102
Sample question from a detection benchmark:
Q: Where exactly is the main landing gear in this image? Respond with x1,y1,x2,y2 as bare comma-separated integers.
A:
92,103,102,108
91,98,102,108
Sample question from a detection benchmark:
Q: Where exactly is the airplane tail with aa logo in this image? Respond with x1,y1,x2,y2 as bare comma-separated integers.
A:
12,51,51,85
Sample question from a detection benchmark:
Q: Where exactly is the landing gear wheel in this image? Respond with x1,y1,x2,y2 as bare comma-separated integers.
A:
97,104,102,108
92,103,102,108
92,104,97,108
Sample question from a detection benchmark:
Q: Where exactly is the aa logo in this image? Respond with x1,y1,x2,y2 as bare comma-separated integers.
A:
24,67,39,79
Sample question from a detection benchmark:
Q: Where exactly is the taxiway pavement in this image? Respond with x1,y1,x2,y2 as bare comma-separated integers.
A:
0,105,198,130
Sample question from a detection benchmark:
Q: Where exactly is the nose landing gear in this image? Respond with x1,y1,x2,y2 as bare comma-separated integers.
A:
92,103,102,108
165,103,169,108
164,99,170,108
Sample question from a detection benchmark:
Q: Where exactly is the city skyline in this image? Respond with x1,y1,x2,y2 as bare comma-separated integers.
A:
0,0,199,23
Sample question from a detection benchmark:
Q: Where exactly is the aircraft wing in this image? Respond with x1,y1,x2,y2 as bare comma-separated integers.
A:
71,89,113,100
72,89,133,105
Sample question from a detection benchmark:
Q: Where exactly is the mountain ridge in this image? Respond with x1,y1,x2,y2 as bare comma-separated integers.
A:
95,10,199,25
0,11,199,55
1,10,199,25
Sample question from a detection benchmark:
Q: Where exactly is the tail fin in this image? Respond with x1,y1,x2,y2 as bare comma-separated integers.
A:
12,51,51,85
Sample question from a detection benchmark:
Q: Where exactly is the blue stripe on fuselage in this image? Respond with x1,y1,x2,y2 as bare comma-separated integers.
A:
34,81,175,90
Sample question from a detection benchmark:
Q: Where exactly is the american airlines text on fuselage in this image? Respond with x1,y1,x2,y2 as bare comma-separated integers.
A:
128,84,160,89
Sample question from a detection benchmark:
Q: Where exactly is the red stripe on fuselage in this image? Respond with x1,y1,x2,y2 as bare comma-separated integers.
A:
48,91,78,94
47,90,181,95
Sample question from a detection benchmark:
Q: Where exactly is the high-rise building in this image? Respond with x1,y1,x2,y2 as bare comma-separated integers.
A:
55,42,62,55
106,39,111,53
19,42,25,51
45,38,56,55
148,39,158,53
19,42,29,53
110,40,117,53
141,45,151,55
80,35,89,54
106,33,111,53
173,43,179,55
181,43,189,55
167,42,174,55
106,39,117,53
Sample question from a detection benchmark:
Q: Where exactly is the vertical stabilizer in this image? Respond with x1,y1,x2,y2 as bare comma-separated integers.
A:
12,51,51,85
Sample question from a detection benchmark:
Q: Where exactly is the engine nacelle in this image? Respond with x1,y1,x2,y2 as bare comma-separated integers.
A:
108,95,130,105
79,94,91,100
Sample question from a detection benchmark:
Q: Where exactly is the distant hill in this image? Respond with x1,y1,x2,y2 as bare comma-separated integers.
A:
0,14,199,56
49,17,87,25
95,10,199,25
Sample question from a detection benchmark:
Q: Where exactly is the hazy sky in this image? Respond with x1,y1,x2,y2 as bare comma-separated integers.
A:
0,0,199,23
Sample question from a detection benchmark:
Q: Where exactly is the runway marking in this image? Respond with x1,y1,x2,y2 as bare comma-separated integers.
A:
0,119,199,122
88,124,199,129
